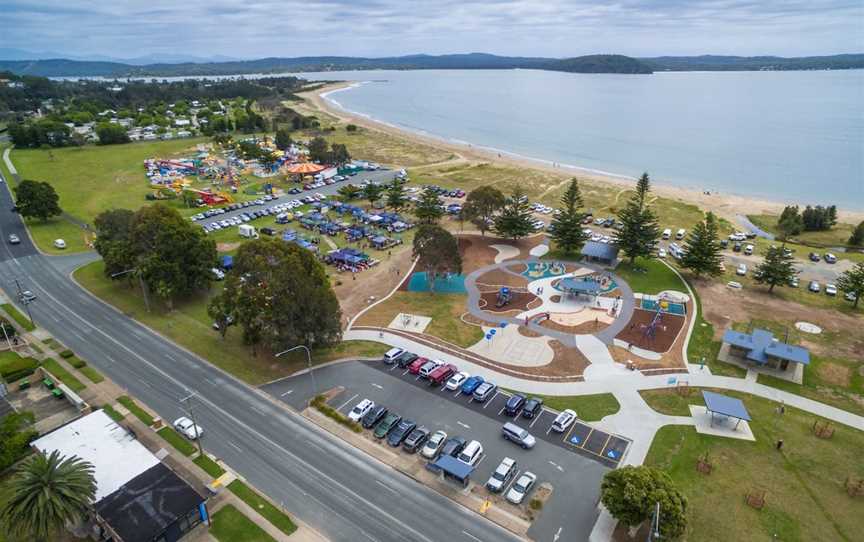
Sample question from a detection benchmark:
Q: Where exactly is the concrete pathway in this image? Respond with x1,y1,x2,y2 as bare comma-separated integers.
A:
3,147,17,175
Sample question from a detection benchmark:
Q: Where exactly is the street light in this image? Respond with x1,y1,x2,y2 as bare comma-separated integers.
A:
275,345,316,397
179,391,205,457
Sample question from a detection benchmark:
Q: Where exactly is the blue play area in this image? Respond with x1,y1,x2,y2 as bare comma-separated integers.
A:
407,272,467,294
552,275,618,294
640,298,687,315
522,261,568,280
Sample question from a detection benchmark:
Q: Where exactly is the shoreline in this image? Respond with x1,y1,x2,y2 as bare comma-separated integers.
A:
301,82,864,224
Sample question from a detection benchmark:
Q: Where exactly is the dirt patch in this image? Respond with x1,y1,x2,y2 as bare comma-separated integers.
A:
475,268,530,288
543,341,591,377
615,309,686,354
817,362,852,387
479,290,538,312
216,242,240,253
458,235,501,273
549,295,562,303
518,326,543,338
539,318,610,334
335,247,413,326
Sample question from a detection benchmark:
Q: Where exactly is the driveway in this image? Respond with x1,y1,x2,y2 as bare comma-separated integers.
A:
262,360,612,542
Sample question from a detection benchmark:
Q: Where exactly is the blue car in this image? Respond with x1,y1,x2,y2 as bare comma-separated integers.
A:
461,375,485,395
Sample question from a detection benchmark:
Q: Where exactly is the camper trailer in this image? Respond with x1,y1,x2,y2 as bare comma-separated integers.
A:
675,228,686,240
662,228,672,240
239,224,258,239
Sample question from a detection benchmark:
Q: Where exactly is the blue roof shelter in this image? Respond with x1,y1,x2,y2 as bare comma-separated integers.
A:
559,276,603,296
722,328,810,370
427,455,475,487
702,390,751,429
581,241,620,264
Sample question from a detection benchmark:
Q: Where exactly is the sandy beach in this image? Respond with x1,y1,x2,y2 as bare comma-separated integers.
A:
299,82,864,225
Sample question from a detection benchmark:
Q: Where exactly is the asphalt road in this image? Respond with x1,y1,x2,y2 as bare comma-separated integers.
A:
262,361,609,542
0,169,522,542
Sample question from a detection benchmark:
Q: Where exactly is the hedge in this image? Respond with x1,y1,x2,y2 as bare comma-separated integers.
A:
117,396,154,426
310,394,362,433
0,353,38,383
59,349,75,359
68,356,87,369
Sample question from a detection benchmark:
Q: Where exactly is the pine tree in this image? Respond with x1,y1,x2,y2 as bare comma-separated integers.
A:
549,178,588,254
848,221,864,248
615,172,661,264
385,179,408,212
414,187,444,224
836,262,864,308
754,245,797,293
681,212,724,277
493,188,535,240
777,205,804,239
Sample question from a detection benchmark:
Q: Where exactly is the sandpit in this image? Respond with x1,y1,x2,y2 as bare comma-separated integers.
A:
795,322,822,334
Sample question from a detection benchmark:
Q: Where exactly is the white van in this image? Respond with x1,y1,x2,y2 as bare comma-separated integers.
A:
662,228,672,240
382,347,404,364
238,224,258,239
502,422,536,449
457,440,484,466
675,228,686,240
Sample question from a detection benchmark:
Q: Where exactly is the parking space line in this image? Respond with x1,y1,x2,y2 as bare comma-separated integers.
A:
439,385,448,392
336,393,359,413
474,454,486,468
483,392,499,409
503,469,520,494
370,383,383,390
528,415,541,428
401,370,409,376
497,406,506,416
457,421,470,430
388,365,399,371
280,389,293,397
453,389,463,397
462,531,483,542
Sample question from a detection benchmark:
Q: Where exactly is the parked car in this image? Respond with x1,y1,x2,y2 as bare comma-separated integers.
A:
506,472,537,504
824,253,837,264
383,347,405,364
720,239,729,248
429,363,458,386
402,426,430,453
418,359,443,379
461,375,485,395
440,435,467,458
387,419,417,447
395,351,419,368
348,399,374,422
374,413,402,439
361,405,388,429
726,281,743,290
421,430,448,459
521,397,543,419
743,244,754,255
808,280,821,293
408,357,429,375
789,277,799,288
7,234,20,244
173,417,203,439
809,252,820,262
502,422,536,449
551,409,577,433
504,394,526,416
845,291,858,302
486,457,517,493
825,283,837,296
445,371,469,391
210,268,225,280
657,248,667,258
53,239,67,249
733,242,742,252
473,382,497,403
736,263,747,276
457,440,484,466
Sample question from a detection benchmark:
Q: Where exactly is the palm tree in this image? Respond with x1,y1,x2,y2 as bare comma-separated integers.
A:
0,450,96,541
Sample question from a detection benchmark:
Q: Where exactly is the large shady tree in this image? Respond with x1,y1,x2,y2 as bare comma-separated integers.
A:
412,224,462,292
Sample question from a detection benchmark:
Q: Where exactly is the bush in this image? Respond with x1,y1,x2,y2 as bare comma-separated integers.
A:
601,466,688,539
346,124,358,132
529,498,543,510
79,365,104,383
59,349,75,359
310,394,361,433
0,354,38,383
68,356,87,368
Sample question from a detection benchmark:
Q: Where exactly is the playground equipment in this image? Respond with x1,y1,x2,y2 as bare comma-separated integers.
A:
496,287,512,308
642,303,664,341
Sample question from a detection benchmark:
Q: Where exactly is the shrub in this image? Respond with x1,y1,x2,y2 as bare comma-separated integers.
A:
346,124,358,132
529,498,543,510
59,349,75,359
68,356,87,369
117,396,155,426
0,355,38,383
310,394,361,433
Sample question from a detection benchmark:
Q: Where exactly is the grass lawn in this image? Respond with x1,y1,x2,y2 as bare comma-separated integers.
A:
615,257,687,295
748,214,858,246
1,303,35,331
210,504,277,542
642,388,864,542
78,365,105,383
40,358,85,393
228,480,297,536
193,454,226,478
514,392,620,422
117,395,154,426
74,259,389,385
101,404,125,422
23,217,91,254
0,351,38,382
157,427,197,456
356,291,484,348
685,281,747,378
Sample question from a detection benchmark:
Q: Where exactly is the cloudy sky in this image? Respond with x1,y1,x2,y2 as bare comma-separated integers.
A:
3,0,862,61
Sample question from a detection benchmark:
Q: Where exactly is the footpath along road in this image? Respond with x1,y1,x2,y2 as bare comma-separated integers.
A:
0,167,521,542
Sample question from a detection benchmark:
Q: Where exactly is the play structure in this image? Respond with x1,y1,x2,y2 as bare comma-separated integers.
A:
524,261,567,279
642,302,664,341
495,287,512,308
639,295,687,315
406,272,467,294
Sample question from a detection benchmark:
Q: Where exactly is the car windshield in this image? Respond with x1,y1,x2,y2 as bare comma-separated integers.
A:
514,480,528,492
493,470,507,481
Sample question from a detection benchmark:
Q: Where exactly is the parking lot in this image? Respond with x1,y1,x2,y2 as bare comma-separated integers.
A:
262,360,619,542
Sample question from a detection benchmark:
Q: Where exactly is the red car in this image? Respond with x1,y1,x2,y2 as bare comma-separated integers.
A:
408,357,429,375
429,364,458,386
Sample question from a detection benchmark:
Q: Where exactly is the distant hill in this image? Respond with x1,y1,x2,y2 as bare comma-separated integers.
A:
0,52,861,78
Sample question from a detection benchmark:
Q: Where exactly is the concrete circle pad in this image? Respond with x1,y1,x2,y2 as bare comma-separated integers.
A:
794,322,822,334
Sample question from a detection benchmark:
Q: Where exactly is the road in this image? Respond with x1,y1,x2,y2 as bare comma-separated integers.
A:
0,168,522,542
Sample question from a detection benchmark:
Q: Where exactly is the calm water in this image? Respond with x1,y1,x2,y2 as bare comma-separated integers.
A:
299,69,864,209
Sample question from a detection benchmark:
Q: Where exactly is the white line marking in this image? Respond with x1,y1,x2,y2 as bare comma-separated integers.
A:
336,393,359,413
280,389,294,397
553,526,563,542
548,460,564,472
529,415,541,428
474,454,486,468
453,389,462,397
456,421,470,430
375,479,398,493
462,530,483,542
370,383,383,390
227,441,243,452
497,406,506,416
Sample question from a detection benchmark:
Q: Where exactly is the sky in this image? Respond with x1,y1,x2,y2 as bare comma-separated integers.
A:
2,0,863,61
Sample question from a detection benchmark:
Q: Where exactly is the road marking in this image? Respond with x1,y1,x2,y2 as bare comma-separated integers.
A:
453,389,463,397
497,406,506,416
280,389,294,397
482,396,497,409
388,365,398,371
546,424,554,435
553,526,563,541
375,479,398,494
548,460,564,473
456,421,470,430
370,383,383,390
529,415,541,428
336,393,359,413
503,469,520,494
227,441,243,452
439,385,448,392
462,530,483,542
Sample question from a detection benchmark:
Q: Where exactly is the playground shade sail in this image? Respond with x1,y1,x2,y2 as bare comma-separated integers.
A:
407,272,467,294
701,391,751,421
558,277,602,295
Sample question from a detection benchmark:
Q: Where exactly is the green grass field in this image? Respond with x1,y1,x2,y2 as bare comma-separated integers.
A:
193,454,226,478
40,358,85,393
22,217,90,254
101,404,125,422
615,257,687,295
228,480,297,536
117,395,154,426
74,259,388,384
157,426,197,456
1,303,35,331
210,504,277,542
642,388,864,542
78,365,105,383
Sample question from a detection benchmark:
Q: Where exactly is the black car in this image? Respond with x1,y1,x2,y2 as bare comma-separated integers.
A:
395,352,419,368
387,420,417,447
720,239,729,248
260,227,275,236
289,187,302,194
402,426,430,453
521,397,543,419
440,436,467,458
361,405,388,429
504,394,526,416
733,242,742,252
809,252,820,262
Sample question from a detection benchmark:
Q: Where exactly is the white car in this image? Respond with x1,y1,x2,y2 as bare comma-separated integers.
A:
726,281,743,290
210,268,225,280
736,263,747,276
506,471,537,504
825,284,837,296
845,291,858,302
348,399,375,422
457,440,484,466
551,409,577,433
382,347,404,363
657,248,667,258
53,239,67,249
421,430,447,459
486,457,517,493
445,371,469,391
173,417,203,439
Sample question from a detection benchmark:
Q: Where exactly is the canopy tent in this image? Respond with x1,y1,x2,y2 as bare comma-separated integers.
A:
702,390,751,429
285,162,326,175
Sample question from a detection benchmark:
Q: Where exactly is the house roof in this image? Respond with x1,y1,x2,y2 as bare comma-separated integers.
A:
722,329,810,365
581,241,620,261
702,390,751,421
95,463,204,542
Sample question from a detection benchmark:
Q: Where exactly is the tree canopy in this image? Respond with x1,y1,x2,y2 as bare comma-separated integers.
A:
615,173,660,264
385,180,408,212
680,212,724,277
600,465,688,539
412,225,462,292
0,411,37,472
836,262,864,308
307,136,330,163
461,185,505,236
274,128,293,150
549,178,589,254
847,221,864,248
14,179,62,222
414,187,445,225
361,183,386,207
95,121,130,145
754,245,797,293
93,208,136,277
493,188,535,240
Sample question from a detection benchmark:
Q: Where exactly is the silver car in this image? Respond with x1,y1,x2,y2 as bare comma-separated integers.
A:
506,472,537,504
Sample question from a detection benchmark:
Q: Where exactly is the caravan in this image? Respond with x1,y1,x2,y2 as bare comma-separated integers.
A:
662,228,672,240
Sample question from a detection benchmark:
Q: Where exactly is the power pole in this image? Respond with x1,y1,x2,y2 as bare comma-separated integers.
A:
180,391,205,457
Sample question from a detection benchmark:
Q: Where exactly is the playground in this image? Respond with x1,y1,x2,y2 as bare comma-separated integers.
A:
615,307,686,354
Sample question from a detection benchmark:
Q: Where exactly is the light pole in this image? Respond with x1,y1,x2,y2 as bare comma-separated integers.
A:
111,268,151,312
179,391,205,457
276,345,316,397
14,279,35,327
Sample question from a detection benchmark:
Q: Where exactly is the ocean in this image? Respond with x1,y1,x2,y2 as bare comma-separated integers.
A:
298,69,864,209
